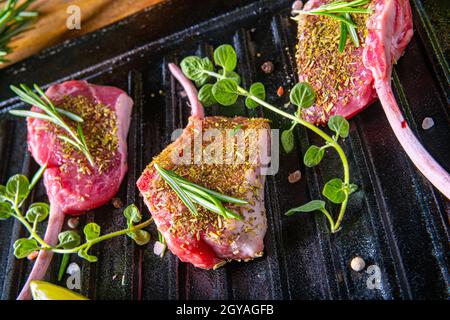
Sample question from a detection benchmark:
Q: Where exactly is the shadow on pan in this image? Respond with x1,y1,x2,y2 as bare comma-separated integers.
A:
0,0,448,300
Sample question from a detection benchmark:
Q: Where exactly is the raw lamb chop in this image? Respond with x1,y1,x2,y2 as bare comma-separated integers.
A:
137,64,270,269
296,0,450,198
17,80,133,299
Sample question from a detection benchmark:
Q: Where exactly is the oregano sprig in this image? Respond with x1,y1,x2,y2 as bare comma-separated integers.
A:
179,44,357,233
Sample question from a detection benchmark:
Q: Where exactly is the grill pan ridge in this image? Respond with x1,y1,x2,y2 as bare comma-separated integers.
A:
0,0,449,300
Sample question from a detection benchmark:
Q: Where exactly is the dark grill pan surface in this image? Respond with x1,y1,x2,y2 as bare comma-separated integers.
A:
0,0,449,300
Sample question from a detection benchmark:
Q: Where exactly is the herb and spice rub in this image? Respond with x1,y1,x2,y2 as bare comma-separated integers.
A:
137,65,270,269
296,0,377,124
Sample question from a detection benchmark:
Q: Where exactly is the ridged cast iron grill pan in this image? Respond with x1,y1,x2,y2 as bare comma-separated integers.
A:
0,0,448,300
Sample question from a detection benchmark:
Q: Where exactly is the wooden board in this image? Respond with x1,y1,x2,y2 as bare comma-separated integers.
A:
2,0,164,68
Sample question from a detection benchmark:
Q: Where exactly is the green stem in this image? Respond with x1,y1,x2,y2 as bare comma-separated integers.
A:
51,218,153,254
204,70,350,233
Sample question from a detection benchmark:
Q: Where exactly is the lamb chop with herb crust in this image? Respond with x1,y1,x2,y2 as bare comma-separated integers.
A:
137,64,270,269
17,81,133,299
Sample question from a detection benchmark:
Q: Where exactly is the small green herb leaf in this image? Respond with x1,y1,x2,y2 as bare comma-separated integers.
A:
304,145,325,167
245,82,266,109
285,200,326,216
231,124,243,136
219,69,241,85
213,44,237,72
212,79,239,106
281,129,295,154
328,115,349,138
323,178,346,204
180,56,214,87
13,238,39,259
338,21,348,53
198,84,216,107
83,223,101,241
6,174,29,202
78,248,97,262
58,231,81,249
25,202,50,223
290,82,315,109
0,202,13,220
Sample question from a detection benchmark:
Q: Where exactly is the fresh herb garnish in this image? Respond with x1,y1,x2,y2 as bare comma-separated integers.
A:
179,44,357,233
0,168,152,262
9,84,95,166
293,0,372,52
0,0,38,65
154,163,246,221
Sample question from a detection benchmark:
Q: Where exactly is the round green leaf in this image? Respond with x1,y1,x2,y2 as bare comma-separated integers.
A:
328,115,350,138
213,44,237,72
6,174,29,201
198,84,216,107
290,82,316,109
83,223,101,241
212,79,239,106
0,202,13,220
219,69,241,85
285,200,326,216
245,82,266,109
281,129,295,154
13,238,39,259
25,202,50,223
78,248,97,262
180,56,214,87
58,231,81,249
303,145,325,167
322,178,346,204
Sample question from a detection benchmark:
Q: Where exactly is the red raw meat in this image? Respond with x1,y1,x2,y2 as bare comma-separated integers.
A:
296,0,450,197
137,64,270,269
17,80,133,299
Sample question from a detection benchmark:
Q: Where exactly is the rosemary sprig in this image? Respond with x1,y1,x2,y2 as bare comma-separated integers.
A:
154,163,246,220
0,0,38,64
9,84,95,166
293,0,372,52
